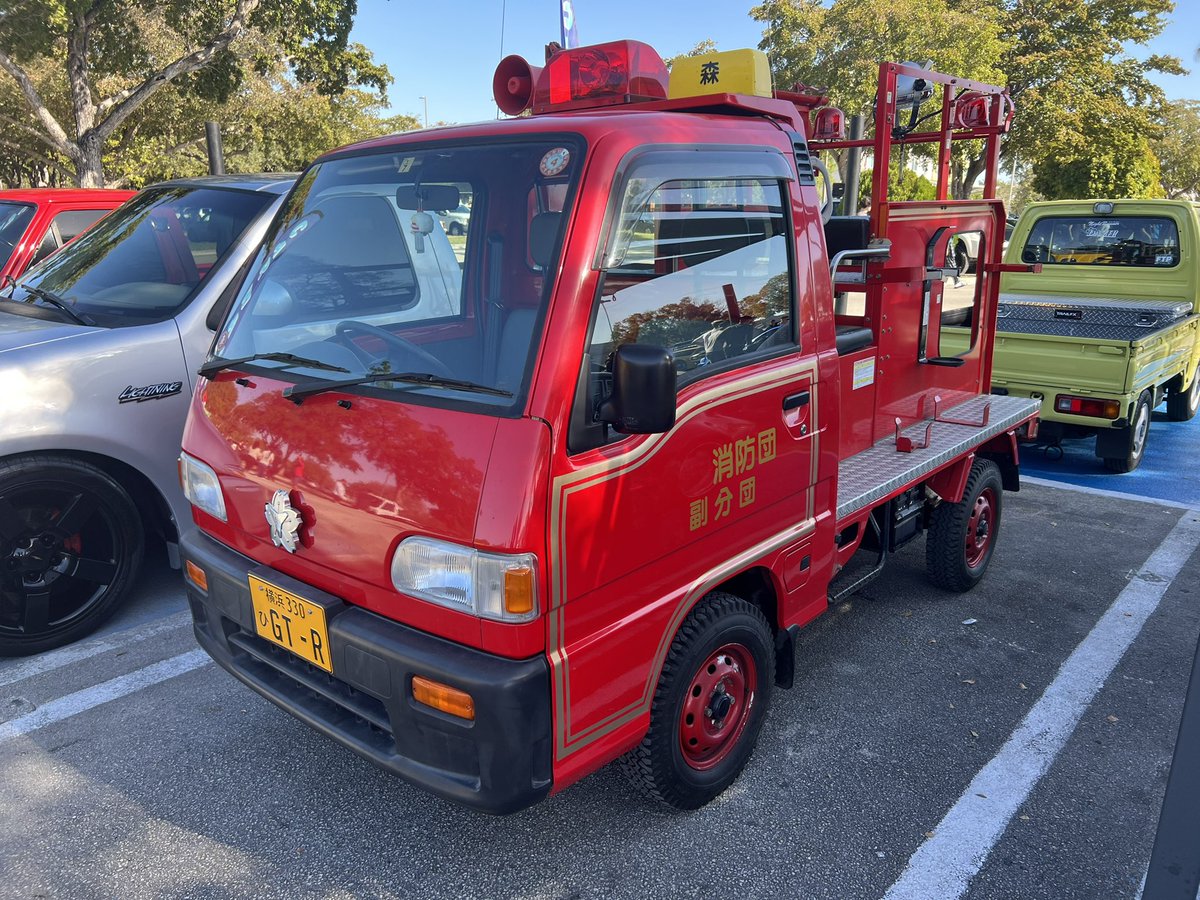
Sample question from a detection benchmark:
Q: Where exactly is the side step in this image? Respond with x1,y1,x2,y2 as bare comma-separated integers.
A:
828,510,890,603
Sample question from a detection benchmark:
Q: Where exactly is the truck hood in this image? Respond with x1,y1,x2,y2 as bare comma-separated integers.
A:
186,374,504,605
0,307,96,353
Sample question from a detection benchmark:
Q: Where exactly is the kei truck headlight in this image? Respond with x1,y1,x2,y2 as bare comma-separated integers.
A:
390,537,538,623
179,452,227,522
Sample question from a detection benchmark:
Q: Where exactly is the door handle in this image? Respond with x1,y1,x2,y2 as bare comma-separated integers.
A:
783,391,810,411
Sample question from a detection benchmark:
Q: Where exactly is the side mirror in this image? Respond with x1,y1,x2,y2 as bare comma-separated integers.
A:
599,344,676,434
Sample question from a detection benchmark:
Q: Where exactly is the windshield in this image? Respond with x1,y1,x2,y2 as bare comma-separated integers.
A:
1022,215,1181,268
8,186,271,326
0,202,36,272
213,139,582,410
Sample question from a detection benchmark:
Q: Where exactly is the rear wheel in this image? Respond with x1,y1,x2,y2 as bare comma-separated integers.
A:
926,459,1003,592
448,222,464,236
1167,374,1200,422
620,592,774,809
1102,391,1152,473
0,457,143,656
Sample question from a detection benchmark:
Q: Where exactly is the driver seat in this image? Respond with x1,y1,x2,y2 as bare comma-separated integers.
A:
493,211,562,392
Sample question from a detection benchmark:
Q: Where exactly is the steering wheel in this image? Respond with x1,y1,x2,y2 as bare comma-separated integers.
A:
334,321,452,378
811,157,835,224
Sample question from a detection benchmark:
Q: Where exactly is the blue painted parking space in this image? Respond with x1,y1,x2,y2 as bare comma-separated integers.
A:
1022,404,1200,508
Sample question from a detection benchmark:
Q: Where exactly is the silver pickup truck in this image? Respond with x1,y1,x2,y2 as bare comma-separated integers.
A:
0,174,294,655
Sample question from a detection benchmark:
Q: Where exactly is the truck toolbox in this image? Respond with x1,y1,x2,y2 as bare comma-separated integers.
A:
997,293,1193,340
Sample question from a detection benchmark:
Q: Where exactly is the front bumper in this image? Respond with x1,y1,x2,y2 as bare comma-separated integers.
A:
181,529,552,814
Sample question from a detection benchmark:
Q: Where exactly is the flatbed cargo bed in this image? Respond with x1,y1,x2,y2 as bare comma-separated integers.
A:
837,394,1040,521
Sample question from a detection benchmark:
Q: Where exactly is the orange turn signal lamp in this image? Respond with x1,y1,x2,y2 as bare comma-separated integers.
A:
412,676,476,720
185,560,208,592
503,565,535,616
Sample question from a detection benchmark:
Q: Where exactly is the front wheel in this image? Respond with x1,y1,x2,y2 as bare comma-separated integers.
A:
1102,390,1152,473
620,592,774,809
0,457,143,656
1167,374,1200,422
926,459,1003,592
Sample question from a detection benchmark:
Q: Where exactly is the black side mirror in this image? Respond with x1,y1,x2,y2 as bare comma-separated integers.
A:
599,344,676,434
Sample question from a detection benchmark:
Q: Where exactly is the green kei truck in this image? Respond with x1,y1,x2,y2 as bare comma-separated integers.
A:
952,199,1200,472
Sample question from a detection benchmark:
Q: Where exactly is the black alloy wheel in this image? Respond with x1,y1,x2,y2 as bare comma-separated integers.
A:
0,457,143,656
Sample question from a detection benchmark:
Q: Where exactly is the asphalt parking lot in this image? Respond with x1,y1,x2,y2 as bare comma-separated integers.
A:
1,478,1198,900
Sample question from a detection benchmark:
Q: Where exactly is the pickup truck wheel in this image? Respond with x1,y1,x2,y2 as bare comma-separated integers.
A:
620,592,773,809
926,459,1003,592
0,457,143,656
1102,391,1152,473
1166,374,1200,422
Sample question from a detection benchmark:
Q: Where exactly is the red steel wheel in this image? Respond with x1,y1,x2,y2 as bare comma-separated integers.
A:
964,486,997,569
926,458,1004,593
620,591,774,809
678,643,758,771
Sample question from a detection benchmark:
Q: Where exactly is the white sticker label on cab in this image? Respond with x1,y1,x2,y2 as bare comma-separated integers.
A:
853,357,876,390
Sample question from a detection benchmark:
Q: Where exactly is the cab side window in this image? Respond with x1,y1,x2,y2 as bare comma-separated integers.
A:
30,208,112,266
571,172,795,453
589,178,794,380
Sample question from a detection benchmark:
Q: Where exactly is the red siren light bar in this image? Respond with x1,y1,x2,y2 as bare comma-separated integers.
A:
493,40,669,116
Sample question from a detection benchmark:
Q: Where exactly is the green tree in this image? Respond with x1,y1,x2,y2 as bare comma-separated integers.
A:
1154,99,1200,199
972,0,1180,199
665,40,719,72
857,166,937,205
1032,114,1164,199
0,0,390,187
753,0,1181,199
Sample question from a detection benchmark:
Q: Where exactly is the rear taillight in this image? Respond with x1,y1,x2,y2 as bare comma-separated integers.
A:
1054,395,1121,419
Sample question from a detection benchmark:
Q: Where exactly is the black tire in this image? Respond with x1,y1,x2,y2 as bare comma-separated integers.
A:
1167,373,1200,422
0,456,143,656
448,222,464,236
620,592,774,810
1102,390,1152,473
926,459,1003,593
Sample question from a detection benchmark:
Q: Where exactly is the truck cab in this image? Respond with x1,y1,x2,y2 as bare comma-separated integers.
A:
0,188,133,282
179,43,1037,814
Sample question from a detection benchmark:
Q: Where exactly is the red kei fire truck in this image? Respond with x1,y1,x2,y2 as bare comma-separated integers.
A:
178,41,1039,814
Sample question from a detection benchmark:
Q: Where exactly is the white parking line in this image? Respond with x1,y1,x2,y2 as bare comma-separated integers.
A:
883,510,1200,900
1022,475,1198,511
0,649,210,745
0,609,192,689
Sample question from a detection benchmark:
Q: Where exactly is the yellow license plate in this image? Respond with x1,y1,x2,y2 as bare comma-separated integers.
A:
249,575,333,673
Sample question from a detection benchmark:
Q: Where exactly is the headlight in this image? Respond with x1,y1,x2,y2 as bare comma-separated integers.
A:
179,452,227,522
390,537,538,623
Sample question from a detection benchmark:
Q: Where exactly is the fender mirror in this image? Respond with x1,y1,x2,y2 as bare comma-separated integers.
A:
599,344,676,434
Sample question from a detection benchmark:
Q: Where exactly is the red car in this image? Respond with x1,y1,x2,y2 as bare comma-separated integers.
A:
0,188,134,283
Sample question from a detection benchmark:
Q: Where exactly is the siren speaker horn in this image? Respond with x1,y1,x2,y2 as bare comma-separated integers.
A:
493,55,542,116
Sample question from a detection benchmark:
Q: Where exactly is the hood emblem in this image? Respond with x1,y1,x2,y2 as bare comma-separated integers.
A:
265,490,303,553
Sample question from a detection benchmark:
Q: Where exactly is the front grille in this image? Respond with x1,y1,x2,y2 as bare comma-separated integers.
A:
226,626,395,747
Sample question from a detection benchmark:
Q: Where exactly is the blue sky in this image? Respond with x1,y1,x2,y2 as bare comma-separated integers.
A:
349,0,1200,124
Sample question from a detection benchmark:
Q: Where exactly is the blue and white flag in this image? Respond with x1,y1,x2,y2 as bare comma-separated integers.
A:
560,0,579,48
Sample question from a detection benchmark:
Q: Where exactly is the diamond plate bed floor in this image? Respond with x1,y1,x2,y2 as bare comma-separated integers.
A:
836,394,1040,521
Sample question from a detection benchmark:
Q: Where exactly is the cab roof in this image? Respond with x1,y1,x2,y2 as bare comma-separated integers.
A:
149,173,297,195
0,188,135,205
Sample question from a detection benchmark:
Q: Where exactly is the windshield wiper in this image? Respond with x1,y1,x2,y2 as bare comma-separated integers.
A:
18,283,95,326
198,352,352,378
283,371,513,403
